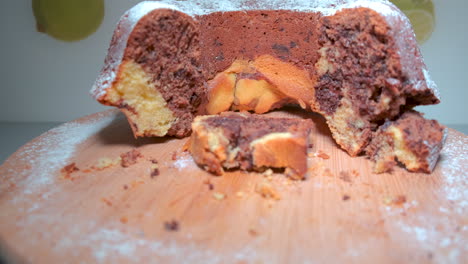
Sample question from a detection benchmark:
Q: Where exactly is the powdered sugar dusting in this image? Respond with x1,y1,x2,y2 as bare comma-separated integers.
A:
439,131,468,213
3,111,117,198
379,130,468,264
85,228,222,263
423,68,440,99
394,217,466,263
20,214,261,264
146,0,401,16
317,0,397,16
381,204,466,263
173,154,196,170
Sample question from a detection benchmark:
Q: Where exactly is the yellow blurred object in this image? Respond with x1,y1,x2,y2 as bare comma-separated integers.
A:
405,9,435,44
390,0,435,44
32,0,104,42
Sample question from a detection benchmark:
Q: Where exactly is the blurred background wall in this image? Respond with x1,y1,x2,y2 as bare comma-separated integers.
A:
0,0,466,127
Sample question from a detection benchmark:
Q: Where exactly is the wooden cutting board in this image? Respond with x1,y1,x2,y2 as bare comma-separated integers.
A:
0,109,466,264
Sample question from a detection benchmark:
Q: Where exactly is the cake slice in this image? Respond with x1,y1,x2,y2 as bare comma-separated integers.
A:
92,0,440,160
189,112,314,179
91,2,204,138
366,111,447,173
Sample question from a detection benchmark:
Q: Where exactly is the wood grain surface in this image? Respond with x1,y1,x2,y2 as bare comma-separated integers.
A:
0,109,466,264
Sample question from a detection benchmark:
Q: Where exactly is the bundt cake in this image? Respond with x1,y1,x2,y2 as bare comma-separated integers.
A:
91,0,443,173
190,112,313,179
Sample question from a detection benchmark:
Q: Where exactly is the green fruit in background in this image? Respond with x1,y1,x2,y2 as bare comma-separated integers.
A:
389,0,435,44
33,0,104,42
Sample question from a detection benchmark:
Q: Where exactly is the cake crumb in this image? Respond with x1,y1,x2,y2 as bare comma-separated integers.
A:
60,162,79,180
339,171,352,183
383,195,407,206
213,192,226,200
323,168,333,177
393,195,407,206
150,163,160,178
171,151,178,161
120,216,128,224
164,220,179,231
383,196,392,205
285,167,304,180
235,191,245,198
61,162,79,173
150,159,160,177
203,179,214,190
249,229,259,236
151,168,160,177
308,161,324,176
101,197,112,207
315,150,330,160
95,157,121,170
181,139,191,152
256,182,281,200
342,194,351,201
263,169,274,177
130,180,145,188
120,149,143,167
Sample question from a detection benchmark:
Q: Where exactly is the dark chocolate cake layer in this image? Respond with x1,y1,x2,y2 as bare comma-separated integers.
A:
190,112,313,178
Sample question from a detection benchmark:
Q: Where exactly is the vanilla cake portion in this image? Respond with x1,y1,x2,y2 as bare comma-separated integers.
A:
189,112,313,179
92,0,438,148
91,4,203,138
366,111,446,173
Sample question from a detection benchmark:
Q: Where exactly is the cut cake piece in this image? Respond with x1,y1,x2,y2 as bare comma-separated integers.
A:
366,111,447,173
189,112,314,179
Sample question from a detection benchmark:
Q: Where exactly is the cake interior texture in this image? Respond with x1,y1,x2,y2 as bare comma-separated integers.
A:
95,8,204,138
199,8,438,156
190,112,313,178
92,1,442,172
366,111,446,173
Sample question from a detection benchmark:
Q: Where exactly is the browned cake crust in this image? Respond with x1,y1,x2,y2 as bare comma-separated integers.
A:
189,112,313,179
366,111,446,173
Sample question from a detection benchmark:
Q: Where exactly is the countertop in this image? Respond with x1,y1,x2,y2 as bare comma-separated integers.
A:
1,121,466,165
